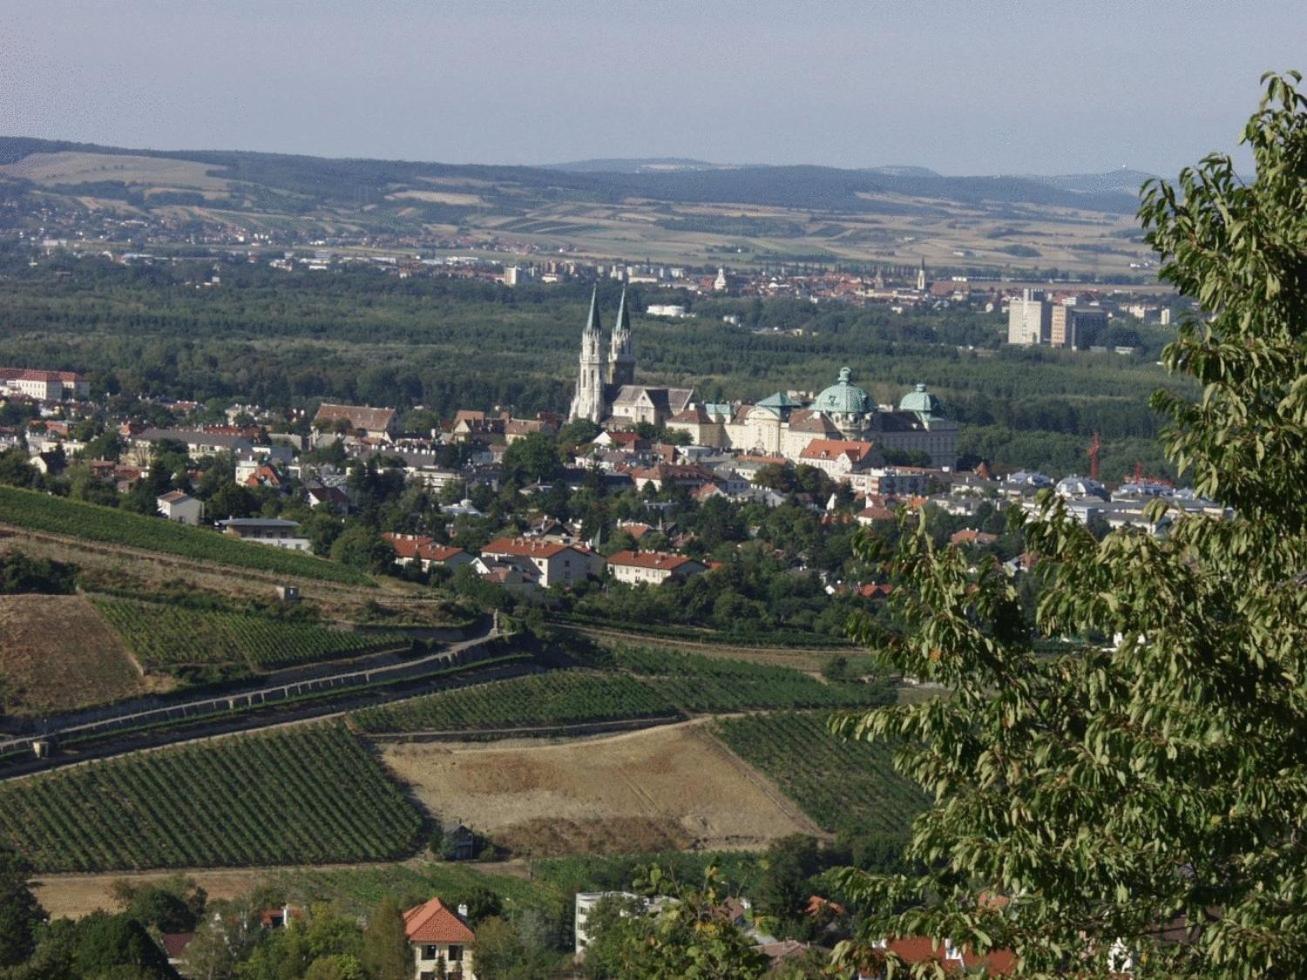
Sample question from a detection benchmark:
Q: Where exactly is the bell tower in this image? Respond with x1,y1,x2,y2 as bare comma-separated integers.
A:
568,287,608,422
608,286,636,388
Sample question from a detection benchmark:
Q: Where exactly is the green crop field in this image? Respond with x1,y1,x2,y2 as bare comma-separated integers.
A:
0,725,421,871
0,486,372,586
93,596,404,671
353,652,894,735
612,646,893,712
714,712,926,836
352,671,678,733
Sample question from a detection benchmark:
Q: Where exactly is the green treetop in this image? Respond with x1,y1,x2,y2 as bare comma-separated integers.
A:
829,72,1307,978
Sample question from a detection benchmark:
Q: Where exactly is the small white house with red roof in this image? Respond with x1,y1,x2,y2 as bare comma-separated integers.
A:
404,897,477,980
383,532,474,572
480,536,603,589
607,549,707,586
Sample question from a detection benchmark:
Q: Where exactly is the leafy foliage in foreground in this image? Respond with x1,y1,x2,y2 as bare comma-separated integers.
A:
715,712,924,837
93,596,404,671
829,74,1307,978
0,485,371,585
0,725,421,871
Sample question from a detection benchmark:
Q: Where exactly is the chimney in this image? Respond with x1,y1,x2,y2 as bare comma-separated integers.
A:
457,903,469,919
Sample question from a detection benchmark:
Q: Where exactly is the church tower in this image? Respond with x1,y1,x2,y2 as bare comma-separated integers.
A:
608,286,636,388
916,257,927,292
568,286,608,422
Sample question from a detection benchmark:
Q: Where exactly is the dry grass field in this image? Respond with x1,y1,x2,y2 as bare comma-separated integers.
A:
380,720,821,857
0,528,454,625
0,594,152,715
0,151,230,195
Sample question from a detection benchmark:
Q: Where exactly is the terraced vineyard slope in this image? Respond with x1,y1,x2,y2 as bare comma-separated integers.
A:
352,671,677,733
613,646,893,711
714,711,926,836
0,486,371,585
93,596,406,672
0,724,422,871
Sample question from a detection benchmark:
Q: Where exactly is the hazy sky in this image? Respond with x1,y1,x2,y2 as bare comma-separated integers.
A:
1,1,1301,175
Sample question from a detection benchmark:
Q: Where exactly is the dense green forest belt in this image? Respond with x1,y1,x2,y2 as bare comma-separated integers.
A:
0,252,1188,478
0,724,422,871
0,486,373,585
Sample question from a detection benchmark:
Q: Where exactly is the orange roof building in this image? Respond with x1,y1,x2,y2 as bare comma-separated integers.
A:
404,897,476,979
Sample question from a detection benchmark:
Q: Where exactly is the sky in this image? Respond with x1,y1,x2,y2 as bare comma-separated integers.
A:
1,1,1301,176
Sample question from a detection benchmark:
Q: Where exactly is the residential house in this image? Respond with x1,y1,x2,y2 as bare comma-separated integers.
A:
312,402,397,441
214,518,311,551
157,490,203,526
479,537,603,589
404,897,477,980
383,533,474,572
607,550,706,586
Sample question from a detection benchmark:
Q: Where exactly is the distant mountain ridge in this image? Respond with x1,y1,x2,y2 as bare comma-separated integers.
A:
0,135,1146,216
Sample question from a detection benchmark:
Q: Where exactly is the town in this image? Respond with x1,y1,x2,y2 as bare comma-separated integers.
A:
0,4,1298,977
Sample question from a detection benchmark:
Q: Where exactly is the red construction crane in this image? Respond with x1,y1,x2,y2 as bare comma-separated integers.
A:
1088,432,1102,482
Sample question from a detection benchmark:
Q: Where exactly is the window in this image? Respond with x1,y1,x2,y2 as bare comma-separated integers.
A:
448,945,463,962
422,945,439,960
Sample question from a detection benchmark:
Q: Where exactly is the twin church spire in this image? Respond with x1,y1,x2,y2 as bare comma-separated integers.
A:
569,285,636,422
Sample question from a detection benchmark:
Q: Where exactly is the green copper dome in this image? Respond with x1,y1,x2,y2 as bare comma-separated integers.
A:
813,367,873,416
899,382,942,415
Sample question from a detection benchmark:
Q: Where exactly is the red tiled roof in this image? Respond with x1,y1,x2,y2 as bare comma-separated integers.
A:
403,897,476,944
881,936,1015,975
800,439,875,462
383,532,466,563
160,932,195,959
607,550,697,571
482,536,570,559
313,402,396,432
950,529,999,546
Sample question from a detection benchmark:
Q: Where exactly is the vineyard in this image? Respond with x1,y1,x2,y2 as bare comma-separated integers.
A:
0,725,422,871
714,712,926,836
612,646,893,712
0,486,371,585
353,651,893,735
351,671,679,733
93,596,405,671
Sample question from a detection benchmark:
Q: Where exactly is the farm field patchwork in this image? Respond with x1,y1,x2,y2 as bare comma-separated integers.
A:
0,486,372,585
0,724,422,871
714,711,927,836
93,596,406,672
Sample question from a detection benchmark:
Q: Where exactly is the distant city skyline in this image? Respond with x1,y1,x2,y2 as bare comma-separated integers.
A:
1,1,1301,176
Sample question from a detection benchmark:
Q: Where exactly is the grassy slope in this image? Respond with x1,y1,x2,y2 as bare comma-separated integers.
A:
92,596,404,671
0,486,371,586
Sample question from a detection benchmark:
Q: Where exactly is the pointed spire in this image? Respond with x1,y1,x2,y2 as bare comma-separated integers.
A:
613,286,631,334
585,285,602,333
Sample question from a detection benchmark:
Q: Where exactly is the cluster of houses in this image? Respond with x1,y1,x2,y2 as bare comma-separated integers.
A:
2,350,1227,601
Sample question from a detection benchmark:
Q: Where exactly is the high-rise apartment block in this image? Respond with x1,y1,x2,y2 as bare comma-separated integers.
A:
1007,289,1052,345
